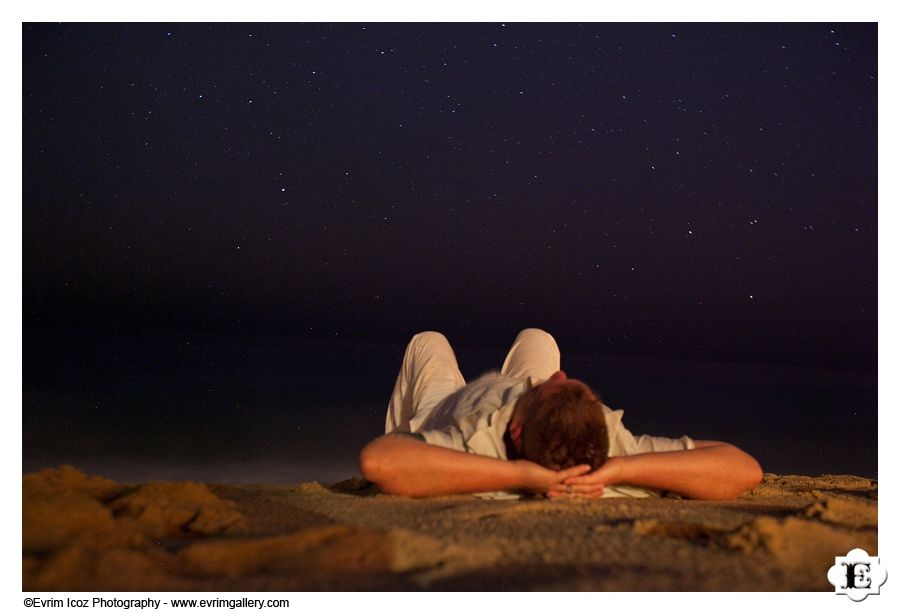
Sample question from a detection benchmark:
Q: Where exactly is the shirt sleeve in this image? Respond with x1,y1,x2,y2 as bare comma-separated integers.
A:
632,433,696,453
418,425,467,452
612,416,695,456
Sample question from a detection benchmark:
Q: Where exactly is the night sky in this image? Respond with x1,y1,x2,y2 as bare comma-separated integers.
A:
23,22,877,371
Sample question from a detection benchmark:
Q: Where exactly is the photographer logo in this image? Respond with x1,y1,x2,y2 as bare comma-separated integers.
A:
827,548,887,601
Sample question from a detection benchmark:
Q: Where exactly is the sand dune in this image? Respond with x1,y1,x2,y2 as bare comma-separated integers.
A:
23,465,877,591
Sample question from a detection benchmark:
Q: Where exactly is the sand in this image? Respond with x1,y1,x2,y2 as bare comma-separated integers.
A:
23,465,877,591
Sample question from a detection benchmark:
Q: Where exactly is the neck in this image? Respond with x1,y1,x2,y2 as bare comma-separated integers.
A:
503,427,521,460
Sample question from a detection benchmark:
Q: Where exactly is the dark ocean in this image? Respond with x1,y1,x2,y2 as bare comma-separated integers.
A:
23,327,877,484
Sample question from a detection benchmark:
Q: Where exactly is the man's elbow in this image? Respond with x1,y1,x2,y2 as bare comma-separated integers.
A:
740,455,764,493
720,453,763,500
359,438,388,484
359,437,411,495
697,447,763,500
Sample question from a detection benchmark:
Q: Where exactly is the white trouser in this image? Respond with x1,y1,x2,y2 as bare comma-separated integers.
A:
384,328,561,434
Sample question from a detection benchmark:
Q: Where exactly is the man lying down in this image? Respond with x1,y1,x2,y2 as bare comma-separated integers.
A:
359,329,763,500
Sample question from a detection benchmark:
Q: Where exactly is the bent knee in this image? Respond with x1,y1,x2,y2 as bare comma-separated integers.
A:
514,328,558,346
410,330,449,344
408,331,452,353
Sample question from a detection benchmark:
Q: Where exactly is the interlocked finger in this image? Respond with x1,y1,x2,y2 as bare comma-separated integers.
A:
547,481,605,498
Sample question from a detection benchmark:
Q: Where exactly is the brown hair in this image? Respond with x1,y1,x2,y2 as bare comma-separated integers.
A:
518,385,609,470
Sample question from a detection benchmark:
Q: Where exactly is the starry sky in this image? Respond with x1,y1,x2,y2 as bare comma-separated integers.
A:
23,22,877,371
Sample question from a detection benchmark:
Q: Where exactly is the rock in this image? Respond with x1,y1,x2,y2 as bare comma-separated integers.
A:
803,497,877,529
109,481,246,538
23,467,141,553
24,546,186,592
24,465,124,501
177,525,392,578
727,516,877,571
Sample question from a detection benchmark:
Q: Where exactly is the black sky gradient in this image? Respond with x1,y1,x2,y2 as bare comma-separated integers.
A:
23,22,877,370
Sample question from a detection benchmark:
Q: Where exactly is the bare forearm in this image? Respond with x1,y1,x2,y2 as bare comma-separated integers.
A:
611,442,762,500
359,435,529,497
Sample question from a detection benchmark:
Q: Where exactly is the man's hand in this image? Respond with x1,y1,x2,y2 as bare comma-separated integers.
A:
561,442,762,500
552,456,626,498
512,460,603,498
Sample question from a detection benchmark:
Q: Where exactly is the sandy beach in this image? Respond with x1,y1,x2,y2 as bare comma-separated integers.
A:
22,464,876,591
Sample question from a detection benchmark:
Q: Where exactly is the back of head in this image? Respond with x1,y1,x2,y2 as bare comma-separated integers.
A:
519,385,609,470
